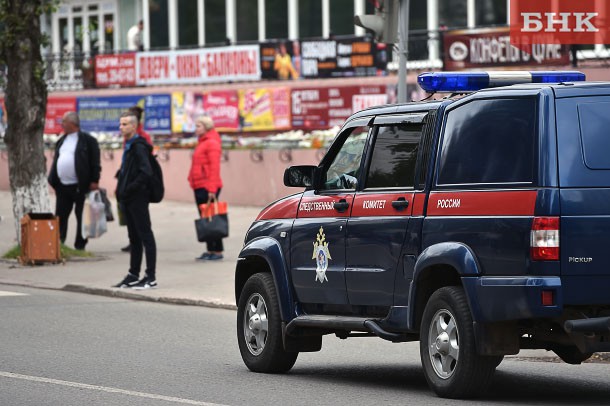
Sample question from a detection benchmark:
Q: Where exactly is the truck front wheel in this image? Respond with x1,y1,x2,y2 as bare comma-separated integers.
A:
420,286,497,398
237,273,298,373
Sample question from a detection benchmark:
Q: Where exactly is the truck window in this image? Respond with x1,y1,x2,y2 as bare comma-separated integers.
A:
578,102,610,169
437,98,536,186
322,126,369,190
365,124,422,189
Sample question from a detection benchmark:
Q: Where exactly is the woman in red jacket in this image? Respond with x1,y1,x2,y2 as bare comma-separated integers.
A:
189,116,224,260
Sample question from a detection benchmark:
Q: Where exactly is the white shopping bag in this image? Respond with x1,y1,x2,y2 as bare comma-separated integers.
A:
82,190,107,239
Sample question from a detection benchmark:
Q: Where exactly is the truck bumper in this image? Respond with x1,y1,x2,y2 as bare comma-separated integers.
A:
462,276,563,322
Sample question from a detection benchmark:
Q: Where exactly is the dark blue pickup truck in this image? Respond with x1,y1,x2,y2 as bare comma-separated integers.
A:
235,71,610,398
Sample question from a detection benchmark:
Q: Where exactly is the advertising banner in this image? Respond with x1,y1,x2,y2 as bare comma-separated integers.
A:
136,45,260,86
171,92,202,133
203,91,240,131
271,88,291,129
45,97,77,134
300,36,387,79
510,0,610,46
94,53,137,88
143,94,172,134
171,91,240,133
443,27,570,70
239,88,291,132
259,41,300,80
291,85,388,129
77,95,143,132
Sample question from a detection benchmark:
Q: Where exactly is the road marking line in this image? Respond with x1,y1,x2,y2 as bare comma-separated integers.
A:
0,291,28,297
0,371,228,406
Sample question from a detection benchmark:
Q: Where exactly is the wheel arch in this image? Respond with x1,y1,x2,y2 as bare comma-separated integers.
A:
235,237,295,321
408,242,481,330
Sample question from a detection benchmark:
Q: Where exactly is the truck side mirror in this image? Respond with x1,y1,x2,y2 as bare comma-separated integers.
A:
284,165,317,188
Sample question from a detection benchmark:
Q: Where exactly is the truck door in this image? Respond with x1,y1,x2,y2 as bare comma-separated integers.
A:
556,97,610,303
290,121,370,307
346,114,426,306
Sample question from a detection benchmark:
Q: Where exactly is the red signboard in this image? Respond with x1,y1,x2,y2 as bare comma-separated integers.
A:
291,85,387,130
203,91,240,131
443,27,570,70
510,0,610,46
95,53,136,88
45,97,77,134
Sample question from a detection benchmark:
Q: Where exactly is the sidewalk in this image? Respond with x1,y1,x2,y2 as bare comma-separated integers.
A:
0,190,262,309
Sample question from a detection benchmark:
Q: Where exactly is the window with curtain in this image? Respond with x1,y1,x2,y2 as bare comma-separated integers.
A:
205,0,227,44
178,0,198,46
149,0,169,48
265,0,288,39
236,0,258,41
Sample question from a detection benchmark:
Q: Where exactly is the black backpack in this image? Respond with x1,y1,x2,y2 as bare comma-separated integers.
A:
149,153,164,203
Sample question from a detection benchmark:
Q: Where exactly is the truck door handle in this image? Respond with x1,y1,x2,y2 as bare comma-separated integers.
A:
334,199,349,213
391,197,409,211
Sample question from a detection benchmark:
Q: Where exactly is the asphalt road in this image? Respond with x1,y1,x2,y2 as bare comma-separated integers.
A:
1,285,609,406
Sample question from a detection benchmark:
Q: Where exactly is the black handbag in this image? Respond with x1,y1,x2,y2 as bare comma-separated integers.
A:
195,199,229,242
195,214,229,242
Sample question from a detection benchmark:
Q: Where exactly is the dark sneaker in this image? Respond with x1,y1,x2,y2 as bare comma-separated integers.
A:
206,253,224,261
132,277,157,290
121,244,131,252
196,253,211,261
113,273,139,288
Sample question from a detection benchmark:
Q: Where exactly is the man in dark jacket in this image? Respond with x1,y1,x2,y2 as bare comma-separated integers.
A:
113,112,157,289
48,111,101,250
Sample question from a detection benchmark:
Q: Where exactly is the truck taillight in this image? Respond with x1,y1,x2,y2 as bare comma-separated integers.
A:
530,217,559,261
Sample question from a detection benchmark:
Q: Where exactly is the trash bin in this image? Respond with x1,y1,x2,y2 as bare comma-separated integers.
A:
20,213,61,264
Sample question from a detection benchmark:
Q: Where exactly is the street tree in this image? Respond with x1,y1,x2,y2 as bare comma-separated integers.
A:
0,1,57,240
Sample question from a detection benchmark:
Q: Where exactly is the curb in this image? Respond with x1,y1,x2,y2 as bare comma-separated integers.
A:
62,284,238,310
0,281,237,311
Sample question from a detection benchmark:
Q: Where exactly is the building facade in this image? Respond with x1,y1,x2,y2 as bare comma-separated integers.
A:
45,0,511,56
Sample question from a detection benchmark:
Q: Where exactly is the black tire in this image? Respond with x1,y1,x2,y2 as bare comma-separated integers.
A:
420,286,497,399
553,346,593,365
237,273,298,373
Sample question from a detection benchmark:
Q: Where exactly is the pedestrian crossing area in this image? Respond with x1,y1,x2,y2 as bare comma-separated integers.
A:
0,290,28,297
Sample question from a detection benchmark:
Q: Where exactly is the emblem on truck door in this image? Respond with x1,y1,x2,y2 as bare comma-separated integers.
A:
312,226,331,283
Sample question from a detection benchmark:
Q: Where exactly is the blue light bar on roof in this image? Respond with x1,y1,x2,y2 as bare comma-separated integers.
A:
417,71,586,93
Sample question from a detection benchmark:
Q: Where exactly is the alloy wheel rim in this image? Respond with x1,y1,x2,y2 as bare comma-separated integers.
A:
243,293,269,356
428,308,459,379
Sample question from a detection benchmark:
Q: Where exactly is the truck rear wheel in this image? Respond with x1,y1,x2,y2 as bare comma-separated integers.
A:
420,286,497,398
237,273,298,373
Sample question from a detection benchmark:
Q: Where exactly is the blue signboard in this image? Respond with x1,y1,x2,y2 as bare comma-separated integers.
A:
143,94,171,134
77,94,172,134
77,95,143,132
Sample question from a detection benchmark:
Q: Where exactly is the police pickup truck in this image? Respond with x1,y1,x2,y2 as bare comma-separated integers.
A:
235,71,610,398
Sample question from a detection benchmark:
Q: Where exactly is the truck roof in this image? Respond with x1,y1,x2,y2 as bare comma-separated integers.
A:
349,81,610,124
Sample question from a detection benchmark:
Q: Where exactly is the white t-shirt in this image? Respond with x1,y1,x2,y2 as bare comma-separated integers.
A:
127,25,141,51
57,132,79,185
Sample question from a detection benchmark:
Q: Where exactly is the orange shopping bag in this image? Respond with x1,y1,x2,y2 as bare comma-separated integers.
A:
199,201,228,218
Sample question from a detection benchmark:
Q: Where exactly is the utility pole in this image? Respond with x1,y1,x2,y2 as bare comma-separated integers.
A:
397,0,410,103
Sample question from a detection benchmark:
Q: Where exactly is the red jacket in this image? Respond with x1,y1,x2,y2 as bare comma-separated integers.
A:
188,129,223,192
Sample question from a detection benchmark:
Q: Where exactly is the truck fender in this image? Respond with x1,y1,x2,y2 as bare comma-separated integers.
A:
235,236,295,322
407,242,481,329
